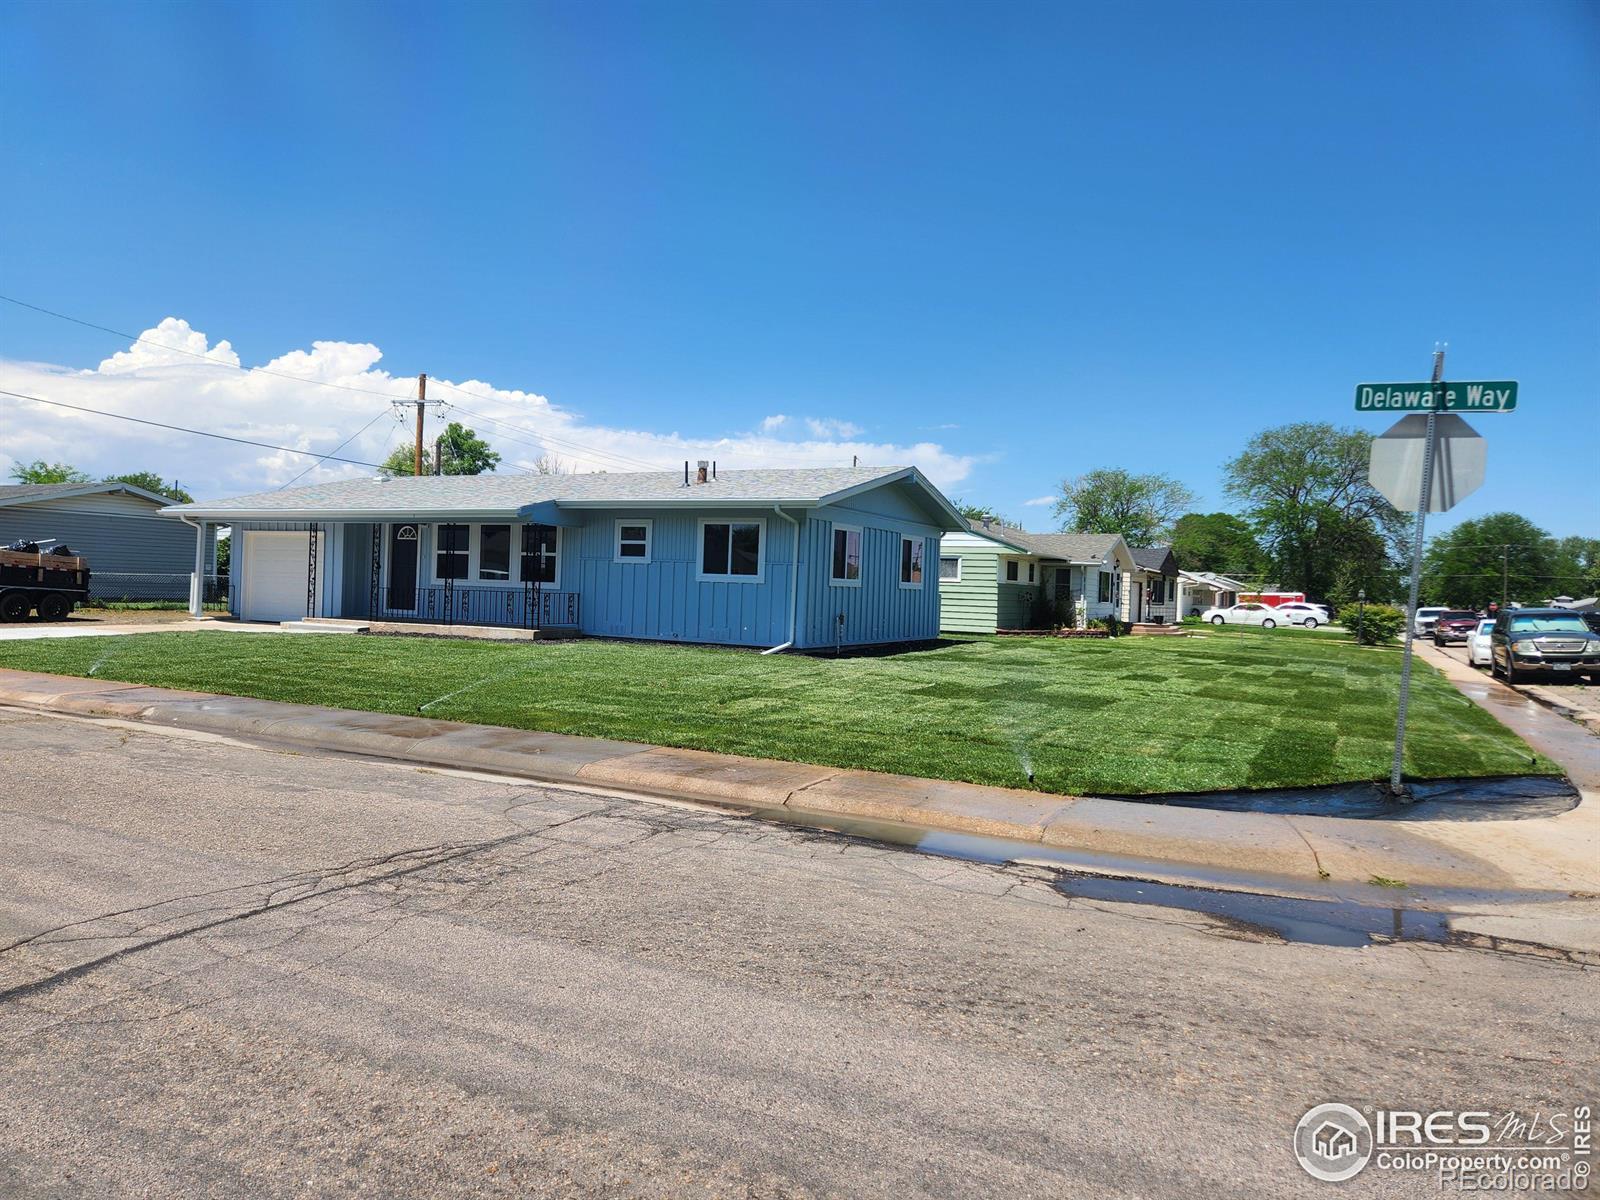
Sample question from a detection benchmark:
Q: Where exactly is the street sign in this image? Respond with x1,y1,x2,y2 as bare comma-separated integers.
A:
1368,413,1485,514
1354,380,1517,413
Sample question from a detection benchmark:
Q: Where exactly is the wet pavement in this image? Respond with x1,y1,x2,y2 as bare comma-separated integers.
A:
1124,773,1579,821
1418,641,1600,791
4,705,1597,1200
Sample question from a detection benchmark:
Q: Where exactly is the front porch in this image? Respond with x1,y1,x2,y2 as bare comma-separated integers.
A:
185,519,583,633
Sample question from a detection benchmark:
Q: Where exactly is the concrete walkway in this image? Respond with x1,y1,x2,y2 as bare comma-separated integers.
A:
0,615,283,641
3,667,1598,930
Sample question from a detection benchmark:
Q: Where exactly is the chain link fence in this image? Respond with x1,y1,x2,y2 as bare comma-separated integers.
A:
86,572,232,609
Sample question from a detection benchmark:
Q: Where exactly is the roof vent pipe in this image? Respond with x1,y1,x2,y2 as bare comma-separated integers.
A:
683,461,690,488
712,460,717,480
696,460,709,485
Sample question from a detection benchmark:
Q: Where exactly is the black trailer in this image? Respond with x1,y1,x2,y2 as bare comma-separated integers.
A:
0,539,92,621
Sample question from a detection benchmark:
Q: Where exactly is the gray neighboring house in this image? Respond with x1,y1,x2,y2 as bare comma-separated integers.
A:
0,482,218,601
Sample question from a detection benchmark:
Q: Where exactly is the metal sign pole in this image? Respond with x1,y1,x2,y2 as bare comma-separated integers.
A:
1389,347,1444,796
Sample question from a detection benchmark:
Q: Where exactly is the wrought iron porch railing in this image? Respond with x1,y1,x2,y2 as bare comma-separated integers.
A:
367,581,580,629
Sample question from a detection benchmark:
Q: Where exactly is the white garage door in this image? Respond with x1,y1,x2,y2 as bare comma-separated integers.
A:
242,532,317,622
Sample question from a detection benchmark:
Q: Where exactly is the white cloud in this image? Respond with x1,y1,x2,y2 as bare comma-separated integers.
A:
1022,495,1055,507
0,318,978,500
96,317,240,373
804,417,864,439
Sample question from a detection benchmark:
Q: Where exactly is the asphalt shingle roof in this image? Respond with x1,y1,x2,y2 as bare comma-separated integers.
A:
164,466,960,523
0,482,172,507
1130,546,1176,572
964,519,1124,562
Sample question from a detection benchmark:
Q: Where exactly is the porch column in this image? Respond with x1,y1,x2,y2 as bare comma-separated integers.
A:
187,519,206,618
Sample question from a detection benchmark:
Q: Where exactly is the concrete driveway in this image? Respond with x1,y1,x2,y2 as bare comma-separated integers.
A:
2,706,1596,1199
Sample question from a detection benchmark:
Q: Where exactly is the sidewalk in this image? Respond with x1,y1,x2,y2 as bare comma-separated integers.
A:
1421,639,1600,735
3,667,1598,928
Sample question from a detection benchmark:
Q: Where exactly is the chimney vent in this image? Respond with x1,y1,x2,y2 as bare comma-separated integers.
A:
696,460,709,485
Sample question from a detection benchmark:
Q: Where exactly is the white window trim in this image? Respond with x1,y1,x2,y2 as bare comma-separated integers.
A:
521,524,563,591
423,522,562,589
938,555,962,583
696,517,766,584
476,522,515,583
829,522,863,588
1003,557,1023,584
428,523,473,585
898,535,925,590
614,518,653,565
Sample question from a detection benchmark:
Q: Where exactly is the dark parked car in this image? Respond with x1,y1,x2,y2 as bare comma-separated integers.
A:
1490,608,1600,683
1431,610,1480,645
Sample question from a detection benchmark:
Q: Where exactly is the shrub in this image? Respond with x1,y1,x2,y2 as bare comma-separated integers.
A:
1351,603,1405,645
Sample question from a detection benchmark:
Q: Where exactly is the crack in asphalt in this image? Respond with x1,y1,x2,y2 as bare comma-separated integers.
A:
0,800,614,1006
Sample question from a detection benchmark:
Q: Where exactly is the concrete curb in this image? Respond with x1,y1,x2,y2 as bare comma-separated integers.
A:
0,668,1587,897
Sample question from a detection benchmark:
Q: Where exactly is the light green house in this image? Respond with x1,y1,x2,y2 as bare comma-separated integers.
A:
938,520,1152,632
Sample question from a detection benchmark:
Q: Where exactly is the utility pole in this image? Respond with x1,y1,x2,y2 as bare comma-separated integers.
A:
1501,544,1509,610
414,374,427,477
1388,346,1444,797
391,373,444,476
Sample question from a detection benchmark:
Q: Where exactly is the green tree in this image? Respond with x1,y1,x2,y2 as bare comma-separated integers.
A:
1223,422,1407,598
381,422,501,477
1421,513,1559,609
954,499,1009,525
1169,512,1264,576
1551,536,1600,599
1053,469,1196,545
103,471,193,503
10,460,91,484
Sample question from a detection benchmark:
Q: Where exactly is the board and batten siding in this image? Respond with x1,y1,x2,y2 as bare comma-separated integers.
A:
799,510,940,650
573,508,793,647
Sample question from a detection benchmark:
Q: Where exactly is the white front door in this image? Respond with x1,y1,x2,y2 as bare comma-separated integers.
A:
242,531,317,622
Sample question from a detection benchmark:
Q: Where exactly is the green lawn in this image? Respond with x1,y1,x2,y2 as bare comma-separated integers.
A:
0,628,1553,795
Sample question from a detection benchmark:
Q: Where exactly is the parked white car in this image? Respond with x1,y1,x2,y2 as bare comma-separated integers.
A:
1412,606,1448,637
1468,618,1495,667
1269,602,1331,628
1202,602,1284,627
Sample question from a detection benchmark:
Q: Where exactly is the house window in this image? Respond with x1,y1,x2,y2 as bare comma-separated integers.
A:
1006,560,1019,582
1097,570,1112,603
938,556,961,582
615,519,652,563
521,524,557,584
899,536,924,587
1027,562,1036,583
700,519,763,580
1151,577,1166,604
478,524,511,581
436,524,469,580
830,524,862,585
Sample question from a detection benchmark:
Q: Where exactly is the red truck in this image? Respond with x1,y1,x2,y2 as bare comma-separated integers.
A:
1431,610,1481,646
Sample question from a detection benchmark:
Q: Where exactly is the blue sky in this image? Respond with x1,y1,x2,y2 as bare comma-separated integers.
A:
2,0,1596,535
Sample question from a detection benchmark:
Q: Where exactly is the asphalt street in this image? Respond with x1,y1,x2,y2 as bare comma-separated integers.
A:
1,706,1595,1199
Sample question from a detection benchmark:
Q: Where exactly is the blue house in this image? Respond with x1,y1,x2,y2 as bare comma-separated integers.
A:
163,464,967,651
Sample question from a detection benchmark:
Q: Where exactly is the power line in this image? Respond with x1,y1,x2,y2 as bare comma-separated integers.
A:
6,293,701,474
0,389,384,469
275,408,393,489
0,293,415,402
433,392,668,474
